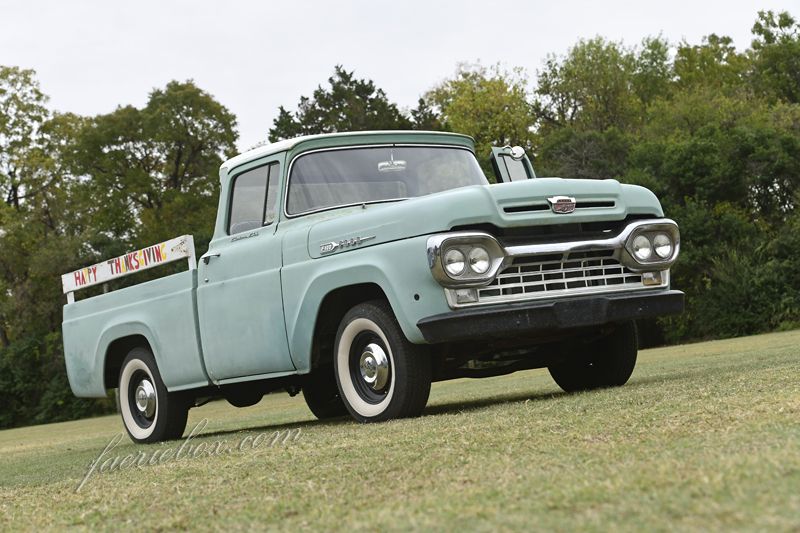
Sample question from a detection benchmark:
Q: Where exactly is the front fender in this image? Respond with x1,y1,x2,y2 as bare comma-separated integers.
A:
280,235,451,372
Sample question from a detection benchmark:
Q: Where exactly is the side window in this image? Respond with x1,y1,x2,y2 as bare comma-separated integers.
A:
228,163,280,235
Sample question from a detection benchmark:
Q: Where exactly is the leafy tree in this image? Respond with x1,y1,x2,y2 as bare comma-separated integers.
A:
532,36,671,180
533,37,669,134
410,97,443,131
0,66,49,209
0,68,115,428
631,36,673,107
673,34,750,92
536,127,631,180
751,10,800,104
69,80,238,252
425,62,535,177
269,66,412,141
0,74,239,429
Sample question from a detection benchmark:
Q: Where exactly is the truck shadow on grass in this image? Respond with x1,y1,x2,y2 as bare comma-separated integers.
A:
180,365,728,440
419,368,709,418
175,413,355,442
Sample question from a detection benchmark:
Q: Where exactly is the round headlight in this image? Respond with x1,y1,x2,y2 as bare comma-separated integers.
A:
653,233,672,259
443,248,466,277
468,246,490,274
632,235,652,261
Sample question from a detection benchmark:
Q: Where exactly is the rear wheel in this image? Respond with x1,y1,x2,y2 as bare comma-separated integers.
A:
548,321,638,393
334,300,431,423
118,347,189,444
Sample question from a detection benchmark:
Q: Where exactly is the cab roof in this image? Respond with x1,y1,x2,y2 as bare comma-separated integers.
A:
221,130,475,174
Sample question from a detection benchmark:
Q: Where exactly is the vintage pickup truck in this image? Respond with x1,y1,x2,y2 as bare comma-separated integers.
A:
62,131,683,443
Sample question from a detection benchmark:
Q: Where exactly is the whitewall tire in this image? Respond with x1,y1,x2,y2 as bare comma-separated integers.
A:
118,347,189,444
334,300,431,423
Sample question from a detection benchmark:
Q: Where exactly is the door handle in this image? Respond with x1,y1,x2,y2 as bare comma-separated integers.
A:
201,252,221,265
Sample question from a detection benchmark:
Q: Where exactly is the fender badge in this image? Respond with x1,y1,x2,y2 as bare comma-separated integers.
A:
547,196,576,214
320,235,375,254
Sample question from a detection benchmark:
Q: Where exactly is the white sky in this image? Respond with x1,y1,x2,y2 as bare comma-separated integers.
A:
2,0,795,152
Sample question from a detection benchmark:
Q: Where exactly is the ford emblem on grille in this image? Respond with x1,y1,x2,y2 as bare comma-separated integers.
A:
547,196,576,214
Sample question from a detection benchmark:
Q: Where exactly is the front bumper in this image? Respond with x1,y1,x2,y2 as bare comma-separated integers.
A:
417,290,684,344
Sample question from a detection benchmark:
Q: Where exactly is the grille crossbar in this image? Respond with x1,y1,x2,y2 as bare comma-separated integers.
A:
477,250,648,301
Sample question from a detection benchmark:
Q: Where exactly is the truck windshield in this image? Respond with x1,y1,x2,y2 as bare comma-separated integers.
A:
286,145,489,216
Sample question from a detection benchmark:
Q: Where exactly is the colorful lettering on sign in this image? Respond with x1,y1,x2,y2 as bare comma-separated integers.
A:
66,237,190,291
71,266,100,287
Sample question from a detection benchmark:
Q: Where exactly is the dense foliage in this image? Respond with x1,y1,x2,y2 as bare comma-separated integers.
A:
268,65,416,141
0,10,797,428
0,74,237,428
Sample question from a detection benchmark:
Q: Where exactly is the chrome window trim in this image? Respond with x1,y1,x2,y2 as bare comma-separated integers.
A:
282,143,481,219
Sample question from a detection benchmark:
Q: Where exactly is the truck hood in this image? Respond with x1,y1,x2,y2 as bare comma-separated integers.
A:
307,178,663,258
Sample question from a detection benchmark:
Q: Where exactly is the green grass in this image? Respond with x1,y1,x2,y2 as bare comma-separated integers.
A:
1,330,799,532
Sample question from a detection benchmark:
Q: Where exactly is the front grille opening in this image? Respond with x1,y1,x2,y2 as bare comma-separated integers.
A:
513,253,561,265
475,250,660,304
576,201,615,209
504,204,549,214
569,250,614,260
503,200,615,214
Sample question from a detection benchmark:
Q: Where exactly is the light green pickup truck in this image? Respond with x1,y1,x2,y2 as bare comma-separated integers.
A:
62,131,684,443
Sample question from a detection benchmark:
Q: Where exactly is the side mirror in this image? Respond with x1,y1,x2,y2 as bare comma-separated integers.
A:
490,146,537,183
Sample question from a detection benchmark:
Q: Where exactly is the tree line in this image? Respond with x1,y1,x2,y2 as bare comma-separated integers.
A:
1,10,797,428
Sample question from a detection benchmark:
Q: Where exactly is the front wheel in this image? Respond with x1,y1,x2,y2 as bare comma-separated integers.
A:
334,300,431,423
118,347,189,444
548,321,638,393
302,364,349,420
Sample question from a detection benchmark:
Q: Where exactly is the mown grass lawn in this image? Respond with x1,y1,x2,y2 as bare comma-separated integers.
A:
1,330,798,532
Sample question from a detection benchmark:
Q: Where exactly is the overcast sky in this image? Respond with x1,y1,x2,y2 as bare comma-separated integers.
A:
2,0,795,152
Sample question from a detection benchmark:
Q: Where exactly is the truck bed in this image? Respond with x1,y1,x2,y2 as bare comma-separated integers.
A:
62,269,209,397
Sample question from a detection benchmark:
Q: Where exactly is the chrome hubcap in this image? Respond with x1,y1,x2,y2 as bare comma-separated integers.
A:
359,343,389,390
135,379,156,418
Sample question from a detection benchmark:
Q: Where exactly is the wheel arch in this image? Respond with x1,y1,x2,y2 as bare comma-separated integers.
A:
309,283,389,370
104,334,153,389
96,322,161,390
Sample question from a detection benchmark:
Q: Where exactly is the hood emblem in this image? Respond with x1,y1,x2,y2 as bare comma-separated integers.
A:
547,196,576,214
320,235,375,254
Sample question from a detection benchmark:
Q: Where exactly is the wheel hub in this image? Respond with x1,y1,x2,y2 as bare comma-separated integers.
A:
135,379,156,418
359,343,389,390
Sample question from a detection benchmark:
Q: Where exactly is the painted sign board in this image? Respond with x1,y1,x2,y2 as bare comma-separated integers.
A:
62,235,196,296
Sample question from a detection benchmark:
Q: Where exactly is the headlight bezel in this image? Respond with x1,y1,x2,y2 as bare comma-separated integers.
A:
623,223,680,268
427,233,505,287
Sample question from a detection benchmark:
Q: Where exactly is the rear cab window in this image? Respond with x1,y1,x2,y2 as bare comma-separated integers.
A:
228,162,280,235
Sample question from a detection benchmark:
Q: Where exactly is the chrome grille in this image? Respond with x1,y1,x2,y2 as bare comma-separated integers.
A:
475,250,659,304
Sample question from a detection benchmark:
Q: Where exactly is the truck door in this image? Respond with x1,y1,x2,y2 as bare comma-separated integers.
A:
490,146,536,183
196,157,295,382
